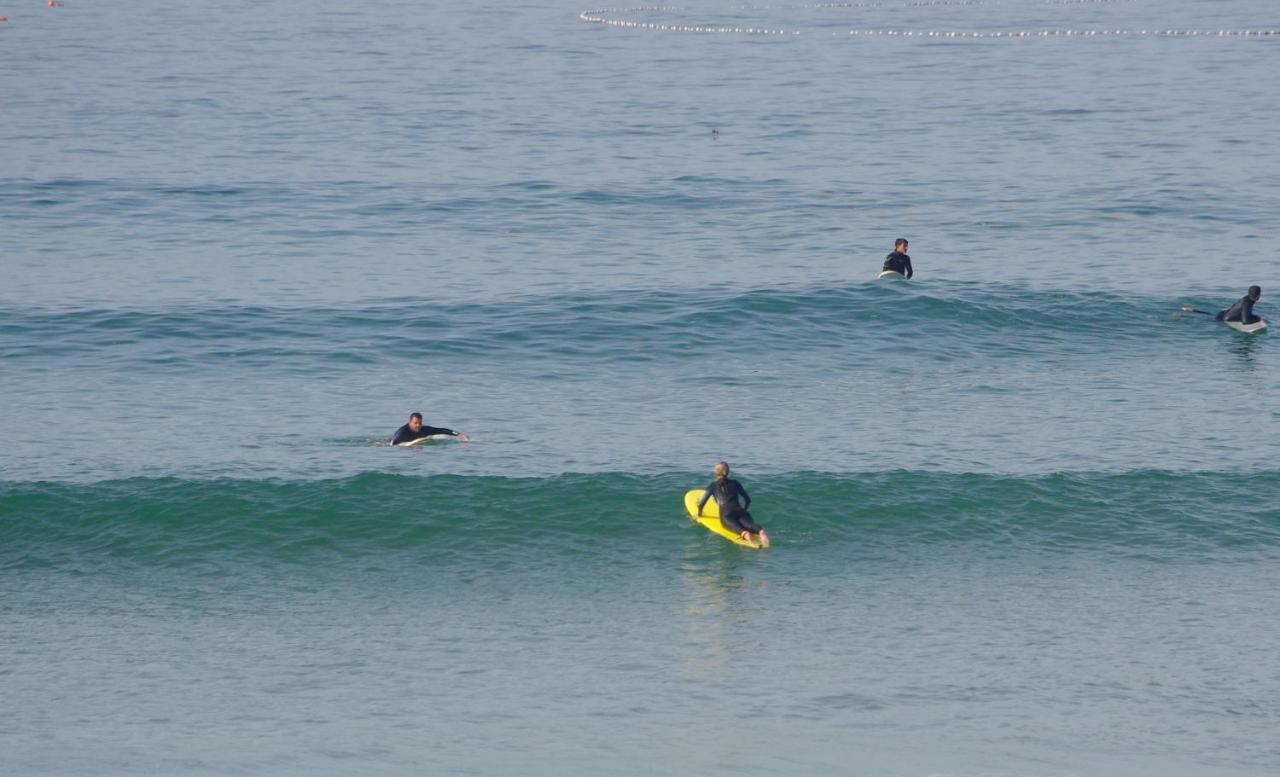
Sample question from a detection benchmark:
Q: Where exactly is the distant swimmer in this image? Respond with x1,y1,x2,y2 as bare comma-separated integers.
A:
390,412,470,446
697,461,770,547
1216,286,1263,325
881,238,913,279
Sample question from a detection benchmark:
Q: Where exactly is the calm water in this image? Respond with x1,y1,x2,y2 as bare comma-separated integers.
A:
2,1,1279,775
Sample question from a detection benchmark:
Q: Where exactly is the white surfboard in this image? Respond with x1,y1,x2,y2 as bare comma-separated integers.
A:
878,269,906,280
395,434,458,447
1225,319,1267,334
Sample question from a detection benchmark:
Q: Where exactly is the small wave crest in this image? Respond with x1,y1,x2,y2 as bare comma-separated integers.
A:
3,470,1276,572
0,284,1235,374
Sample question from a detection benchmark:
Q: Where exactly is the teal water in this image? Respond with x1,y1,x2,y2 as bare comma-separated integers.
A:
6,471,1278,566
3,1,1280,775
5,471,1280,776
3,284,1277,482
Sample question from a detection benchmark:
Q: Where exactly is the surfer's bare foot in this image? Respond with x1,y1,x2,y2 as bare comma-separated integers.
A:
758,531,770,548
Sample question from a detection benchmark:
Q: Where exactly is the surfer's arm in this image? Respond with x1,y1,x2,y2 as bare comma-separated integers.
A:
419,425,457,437
697,486,713,516
904,257,913,279
738,483,751,510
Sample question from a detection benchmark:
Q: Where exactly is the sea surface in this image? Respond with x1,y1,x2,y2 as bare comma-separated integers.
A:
2,1,1279,775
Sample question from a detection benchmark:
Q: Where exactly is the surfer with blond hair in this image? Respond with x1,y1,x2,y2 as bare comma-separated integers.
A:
697,461,770,547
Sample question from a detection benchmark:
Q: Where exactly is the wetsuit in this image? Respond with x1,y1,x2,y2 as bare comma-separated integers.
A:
391,423,460,445
882,250,913,279
1216,295,1260,325
698,478,763,536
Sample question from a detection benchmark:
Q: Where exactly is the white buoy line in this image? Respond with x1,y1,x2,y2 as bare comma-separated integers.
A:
579,7,801,35
579,5,1280,38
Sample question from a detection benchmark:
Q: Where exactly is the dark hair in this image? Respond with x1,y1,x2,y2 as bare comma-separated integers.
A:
1248,285,1261,297
410,412,423,422
895,238,908,248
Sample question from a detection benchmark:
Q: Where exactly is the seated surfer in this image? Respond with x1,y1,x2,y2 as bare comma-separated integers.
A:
1216,286,1263,325
390,412,470,445
696,461,770,547
882,238,913,278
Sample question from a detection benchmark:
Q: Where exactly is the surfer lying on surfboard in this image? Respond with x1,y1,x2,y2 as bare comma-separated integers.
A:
391,412,471,446
1216,286,1263,326
881,238,913,279
697,461,770,548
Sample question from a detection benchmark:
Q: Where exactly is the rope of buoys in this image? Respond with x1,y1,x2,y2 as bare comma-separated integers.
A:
580,4,1280,39
580,8,802,35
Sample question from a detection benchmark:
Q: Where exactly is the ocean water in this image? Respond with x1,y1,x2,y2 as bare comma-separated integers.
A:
2,1,1279,775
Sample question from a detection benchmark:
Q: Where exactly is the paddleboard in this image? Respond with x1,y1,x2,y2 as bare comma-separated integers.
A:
878,269,906,280
1225,319,1267,334
396,434,458,447
683,489,761,548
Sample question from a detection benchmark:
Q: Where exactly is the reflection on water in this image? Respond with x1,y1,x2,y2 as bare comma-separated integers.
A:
678,542,771,683
1223,330,1265,366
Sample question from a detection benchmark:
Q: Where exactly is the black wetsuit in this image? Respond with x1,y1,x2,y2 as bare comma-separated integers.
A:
1216,295,1260,325
391,423,459,446
883,250,913,279
698,478,763,535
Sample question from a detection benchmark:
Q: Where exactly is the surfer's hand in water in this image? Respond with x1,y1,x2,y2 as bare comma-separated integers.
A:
456,432,471,441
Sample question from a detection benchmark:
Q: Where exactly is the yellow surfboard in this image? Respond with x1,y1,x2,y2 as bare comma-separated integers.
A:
684,489,761,548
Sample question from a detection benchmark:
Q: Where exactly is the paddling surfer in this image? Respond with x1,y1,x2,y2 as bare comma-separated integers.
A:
1216,286,1263,326
390,412,470,445
696,461,770,547
882,238,913,279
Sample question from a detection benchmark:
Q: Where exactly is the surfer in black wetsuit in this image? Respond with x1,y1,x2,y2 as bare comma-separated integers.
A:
1216,286,1263,325
696,461,770,547
390,412,470,445
882,238,913,278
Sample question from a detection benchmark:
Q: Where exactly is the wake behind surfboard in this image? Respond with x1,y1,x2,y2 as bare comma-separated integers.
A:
683,489,762,548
